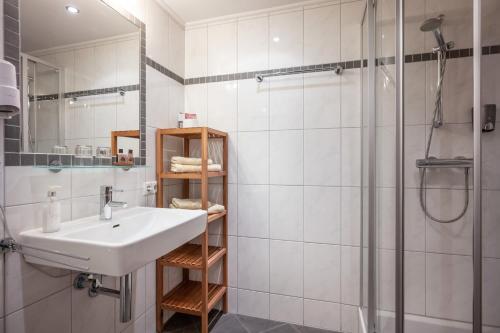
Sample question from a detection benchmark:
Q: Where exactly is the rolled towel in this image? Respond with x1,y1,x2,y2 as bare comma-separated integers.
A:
171,156,213,165
170,163,222,173
170,198,225,214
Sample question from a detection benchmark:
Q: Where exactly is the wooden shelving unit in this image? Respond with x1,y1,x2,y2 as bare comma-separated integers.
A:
155,127,228,333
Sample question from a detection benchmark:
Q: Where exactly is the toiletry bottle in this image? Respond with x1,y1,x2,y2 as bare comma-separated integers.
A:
128,149,134,164
118,148,127,163
43,186,61,233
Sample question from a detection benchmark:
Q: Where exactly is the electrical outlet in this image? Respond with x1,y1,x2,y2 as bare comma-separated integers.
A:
144,181,157,195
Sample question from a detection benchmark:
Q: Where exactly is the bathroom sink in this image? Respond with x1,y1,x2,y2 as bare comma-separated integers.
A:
18,207,207,276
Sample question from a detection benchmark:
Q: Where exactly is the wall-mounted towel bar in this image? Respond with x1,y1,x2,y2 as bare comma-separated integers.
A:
255,65,344,82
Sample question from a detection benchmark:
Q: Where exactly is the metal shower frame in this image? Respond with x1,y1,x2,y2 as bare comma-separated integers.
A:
361,0,483,332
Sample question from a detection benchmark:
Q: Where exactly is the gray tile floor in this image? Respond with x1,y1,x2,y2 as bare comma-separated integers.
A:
164,312,337,333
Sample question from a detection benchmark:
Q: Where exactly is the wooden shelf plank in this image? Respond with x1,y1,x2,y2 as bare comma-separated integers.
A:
160,171,227,180
157,127,227,139
160,280,226,316
208,211,226,223
158,244,226,270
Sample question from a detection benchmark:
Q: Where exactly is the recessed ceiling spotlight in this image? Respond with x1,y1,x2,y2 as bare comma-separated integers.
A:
273,36,280,43
65,5,80,14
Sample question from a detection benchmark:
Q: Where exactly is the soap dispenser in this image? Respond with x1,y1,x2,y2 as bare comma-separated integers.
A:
43,186,62,233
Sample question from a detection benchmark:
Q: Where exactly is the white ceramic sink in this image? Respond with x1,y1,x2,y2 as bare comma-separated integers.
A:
19,207,207,276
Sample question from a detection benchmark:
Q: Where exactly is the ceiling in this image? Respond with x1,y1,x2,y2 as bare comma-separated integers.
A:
162,0,307,23
21,0,138,52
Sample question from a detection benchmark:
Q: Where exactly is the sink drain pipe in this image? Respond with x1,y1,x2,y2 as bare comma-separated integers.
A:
74,272,132,322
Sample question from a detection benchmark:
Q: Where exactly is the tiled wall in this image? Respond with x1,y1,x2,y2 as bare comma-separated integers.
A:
0,0,185,332
183,1,365,331
374,0,500,332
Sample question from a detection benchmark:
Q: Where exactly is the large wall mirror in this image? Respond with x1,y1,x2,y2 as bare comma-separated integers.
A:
5,0,146,166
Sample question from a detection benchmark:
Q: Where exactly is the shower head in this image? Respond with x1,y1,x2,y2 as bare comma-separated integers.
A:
420,15,448,51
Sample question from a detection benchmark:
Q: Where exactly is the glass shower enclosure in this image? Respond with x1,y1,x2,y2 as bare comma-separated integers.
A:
21,54,64,153
360,0,500,332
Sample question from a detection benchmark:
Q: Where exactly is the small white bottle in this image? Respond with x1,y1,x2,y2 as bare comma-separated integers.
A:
43,186,61,233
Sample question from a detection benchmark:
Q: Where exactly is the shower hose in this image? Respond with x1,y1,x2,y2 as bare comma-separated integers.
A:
419,50,470,223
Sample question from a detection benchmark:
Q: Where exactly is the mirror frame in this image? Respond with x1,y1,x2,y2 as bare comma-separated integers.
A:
2,0,146,167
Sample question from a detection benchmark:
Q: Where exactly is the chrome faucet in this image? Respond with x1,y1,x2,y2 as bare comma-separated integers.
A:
100,185,128,220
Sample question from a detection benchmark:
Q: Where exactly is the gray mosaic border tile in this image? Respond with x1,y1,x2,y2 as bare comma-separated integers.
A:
3,1,146,166
30,84,140,102
146,57,184,85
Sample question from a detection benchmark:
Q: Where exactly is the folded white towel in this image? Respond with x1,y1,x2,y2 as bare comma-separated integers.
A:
170,163,222,173
171,156,213,165
170,198,225,214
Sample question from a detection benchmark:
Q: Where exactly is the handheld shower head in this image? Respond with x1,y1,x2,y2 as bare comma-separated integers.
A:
420,15,449,51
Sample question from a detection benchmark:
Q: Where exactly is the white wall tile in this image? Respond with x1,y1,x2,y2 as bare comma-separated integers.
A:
269,185,303,241
238,237,270,292
5,288,71,333
185,84,207,126
228,184,238,235
238,289,270,319
404,62,426,125
341,187,361,247
228,236,238,287
340,1,364,61
168,19,185,77
71,169,115,197
207,22,237,76
378,249,395,311
116,38,140,86
304,5,340,65
207,81,238,132
238,79,269,132
304,243,341,302
116,91,140,132
341,304,359,333
238,16,269,72
304,186,341,244
270,294,303,325
227,287,238,314
404,189,426,252
304,129,340,186
269,74,304,130
405,251,426,316
146,67,170,128
237,131,269,184
145,0,169,67
303,299,341,331
74,47,95,91
94,43,117,89
269,11,303,68
304,72,341,129
185,27,207,78
72,274,115,333
269,130,303,185
5,252,71,315
238,185,269,238
483,258,500,327
341,127,361,186
270,240,303,297
341,246,360,305
341,68,361,128
426,253,473,322
5,167,71,206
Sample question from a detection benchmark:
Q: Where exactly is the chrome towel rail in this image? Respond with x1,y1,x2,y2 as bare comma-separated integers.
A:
255,65,343,82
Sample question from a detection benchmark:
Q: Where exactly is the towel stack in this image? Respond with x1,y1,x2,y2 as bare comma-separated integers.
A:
170,198,225,214
170,156,222,173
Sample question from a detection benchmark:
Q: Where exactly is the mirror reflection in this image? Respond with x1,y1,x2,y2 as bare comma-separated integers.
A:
20,0,140,157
